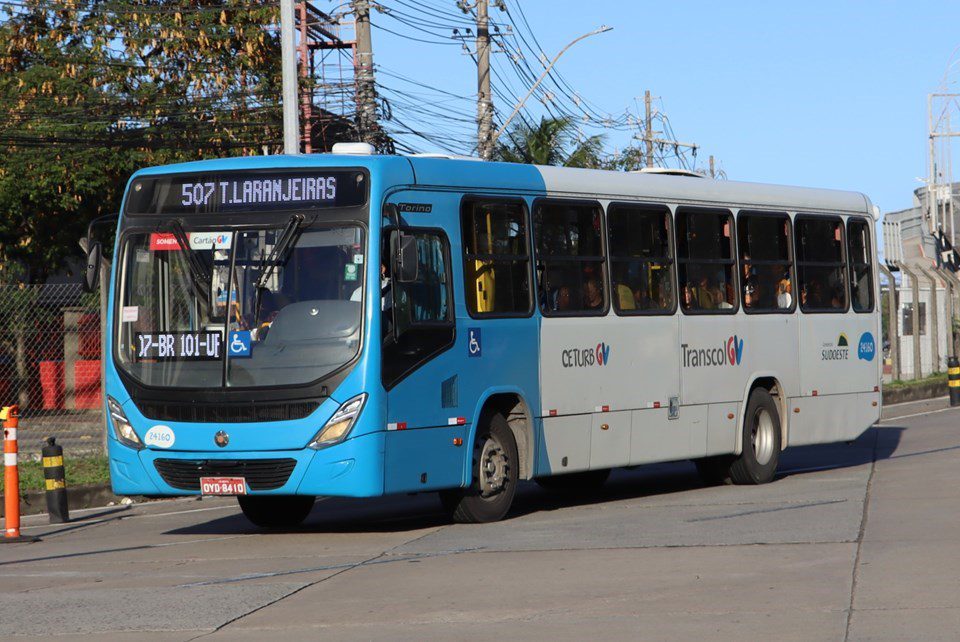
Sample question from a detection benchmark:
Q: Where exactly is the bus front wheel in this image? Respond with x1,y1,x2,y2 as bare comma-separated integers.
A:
440,412,518,523
237,495,316,528
729,388,782,485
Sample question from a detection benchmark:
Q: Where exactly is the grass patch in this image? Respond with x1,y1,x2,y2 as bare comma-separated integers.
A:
0,454,110,493
886,371,948,390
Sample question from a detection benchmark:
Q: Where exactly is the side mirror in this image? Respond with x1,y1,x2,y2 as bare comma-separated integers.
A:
83,242,102,293
396,233,419,283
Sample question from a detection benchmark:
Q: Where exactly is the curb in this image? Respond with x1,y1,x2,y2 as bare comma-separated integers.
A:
882,380,947,405
0,484,119,518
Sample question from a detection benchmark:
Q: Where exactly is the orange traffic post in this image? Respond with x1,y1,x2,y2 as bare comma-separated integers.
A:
1,406,39,544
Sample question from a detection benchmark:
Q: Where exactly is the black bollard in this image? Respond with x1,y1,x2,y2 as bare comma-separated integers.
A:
42,437,69,523
950,357,960,407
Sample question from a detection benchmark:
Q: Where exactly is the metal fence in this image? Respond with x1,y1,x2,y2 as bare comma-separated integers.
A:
880,265,960,382
0,283,104,456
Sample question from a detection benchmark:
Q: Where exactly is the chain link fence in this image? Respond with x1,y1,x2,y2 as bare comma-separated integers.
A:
0,283,104,456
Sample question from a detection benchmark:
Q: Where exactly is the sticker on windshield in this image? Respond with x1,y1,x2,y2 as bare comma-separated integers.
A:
188,231,233,250
228,331,252,358
344,264,359,282
121,306,139,323
149,233,181,252
136,249,150,263
353,254,364,264
135,332,223,361
144,425,175,449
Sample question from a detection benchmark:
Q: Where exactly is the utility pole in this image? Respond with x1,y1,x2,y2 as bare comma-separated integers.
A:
352,0,379,147
280,0,300,154
476,0,494,160
637,89,699,171
644,90,653,168
709,155,715,178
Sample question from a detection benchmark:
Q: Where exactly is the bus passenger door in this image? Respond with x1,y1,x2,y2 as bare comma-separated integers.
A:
380,217,468,494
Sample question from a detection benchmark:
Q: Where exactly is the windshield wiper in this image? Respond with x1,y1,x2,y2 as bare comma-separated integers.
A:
161,219,211,298
254,214,305,322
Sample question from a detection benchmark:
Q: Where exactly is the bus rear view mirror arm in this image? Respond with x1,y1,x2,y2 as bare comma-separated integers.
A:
396,233,419,283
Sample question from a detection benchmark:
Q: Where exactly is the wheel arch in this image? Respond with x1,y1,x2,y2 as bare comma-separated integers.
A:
466,388,535,483
735,373,789,455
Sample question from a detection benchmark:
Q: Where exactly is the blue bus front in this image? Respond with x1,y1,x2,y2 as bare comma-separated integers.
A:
105,156,408,500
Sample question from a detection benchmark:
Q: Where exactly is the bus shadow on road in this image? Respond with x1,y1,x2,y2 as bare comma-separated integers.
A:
165,425,905,536
776,424,903,478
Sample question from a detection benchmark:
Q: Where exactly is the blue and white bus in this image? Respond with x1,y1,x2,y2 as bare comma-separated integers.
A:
94,146,881,526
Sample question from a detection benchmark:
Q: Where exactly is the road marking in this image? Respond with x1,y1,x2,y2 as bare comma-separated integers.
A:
881,404,960,422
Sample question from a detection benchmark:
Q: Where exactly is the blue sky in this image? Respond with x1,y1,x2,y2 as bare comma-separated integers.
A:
363,0,960,218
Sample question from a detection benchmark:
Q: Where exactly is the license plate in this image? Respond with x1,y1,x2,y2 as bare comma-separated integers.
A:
200,476,247,495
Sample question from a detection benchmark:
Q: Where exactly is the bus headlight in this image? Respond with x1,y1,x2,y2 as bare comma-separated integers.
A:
308,394,366,449
107,396,143,450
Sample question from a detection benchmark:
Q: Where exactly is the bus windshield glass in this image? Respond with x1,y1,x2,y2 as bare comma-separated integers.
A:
115,224,365,388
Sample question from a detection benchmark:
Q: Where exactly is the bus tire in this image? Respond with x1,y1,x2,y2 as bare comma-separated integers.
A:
440,412,518,524
535,469,610,493
237,495,315,528
729,388,781,485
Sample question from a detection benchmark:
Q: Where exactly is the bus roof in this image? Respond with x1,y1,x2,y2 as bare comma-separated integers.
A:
129,154,872,217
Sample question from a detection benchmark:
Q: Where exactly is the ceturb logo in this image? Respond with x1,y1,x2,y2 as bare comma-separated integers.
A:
561,342,610,368
682,335,744,368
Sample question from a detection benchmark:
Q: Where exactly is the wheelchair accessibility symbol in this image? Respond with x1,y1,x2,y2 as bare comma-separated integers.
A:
228,331,252,358
468,328,482,358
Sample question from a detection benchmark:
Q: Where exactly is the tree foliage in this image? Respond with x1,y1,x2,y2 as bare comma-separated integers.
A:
494,116,605,169
0,1,283,283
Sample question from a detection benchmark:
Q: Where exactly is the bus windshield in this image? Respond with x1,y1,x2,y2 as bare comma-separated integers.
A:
115,224,365,389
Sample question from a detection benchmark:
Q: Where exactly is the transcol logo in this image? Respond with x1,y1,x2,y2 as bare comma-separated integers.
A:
561,342,610,368
683,335,744,368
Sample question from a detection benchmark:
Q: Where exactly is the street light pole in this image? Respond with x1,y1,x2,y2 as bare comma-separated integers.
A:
490,25,612,151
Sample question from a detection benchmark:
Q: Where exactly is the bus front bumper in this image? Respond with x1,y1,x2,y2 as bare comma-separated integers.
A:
108,431,386,498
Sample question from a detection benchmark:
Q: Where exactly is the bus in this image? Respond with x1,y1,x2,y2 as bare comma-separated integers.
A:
91,147,881,526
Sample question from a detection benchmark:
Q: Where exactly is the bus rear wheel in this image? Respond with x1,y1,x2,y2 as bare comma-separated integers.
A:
237,495,316,528
729,388,782,485
440,412,518,524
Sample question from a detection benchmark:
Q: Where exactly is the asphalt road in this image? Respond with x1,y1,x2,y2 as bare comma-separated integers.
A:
1,396,958,640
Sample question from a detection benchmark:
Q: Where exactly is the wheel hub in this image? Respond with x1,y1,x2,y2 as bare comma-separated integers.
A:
479,435,508,497
752,407,776,466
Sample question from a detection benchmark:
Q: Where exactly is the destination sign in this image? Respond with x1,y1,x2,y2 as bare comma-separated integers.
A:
126,170,367,215
135,332,223,362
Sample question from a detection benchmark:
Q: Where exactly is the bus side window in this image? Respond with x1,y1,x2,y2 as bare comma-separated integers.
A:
847,218,874,313
533,200,607,315
607,203,675,314
461,199,532,316
795,216,847,312
676,208,737,314
737,211,794,313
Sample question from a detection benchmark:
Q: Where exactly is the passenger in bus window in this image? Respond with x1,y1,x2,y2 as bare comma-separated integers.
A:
583,278,603,311
777,276,793,309
682,284,699,310
658,284,673,310
617,283,636,310
831,288,844,309
718,281,735,309
556,286,573,311
808,281,824,307
695,276,717,309
744,281,758,308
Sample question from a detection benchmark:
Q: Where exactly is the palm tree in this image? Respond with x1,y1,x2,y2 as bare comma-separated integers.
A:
493,116,605,168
